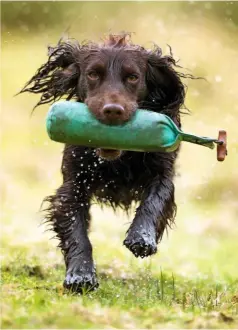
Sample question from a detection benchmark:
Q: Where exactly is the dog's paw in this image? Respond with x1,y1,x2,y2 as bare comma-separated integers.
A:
123,229,157,258
63,268,99,293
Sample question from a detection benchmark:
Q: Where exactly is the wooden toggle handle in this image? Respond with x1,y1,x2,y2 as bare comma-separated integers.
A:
217,130,227,162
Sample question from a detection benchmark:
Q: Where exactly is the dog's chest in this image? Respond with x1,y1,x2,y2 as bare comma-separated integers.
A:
91,157,151,206
93,181,142,207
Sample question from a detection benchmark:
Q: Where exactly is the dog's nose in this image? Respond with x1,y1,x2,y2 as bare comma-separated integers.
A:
102,104,125,123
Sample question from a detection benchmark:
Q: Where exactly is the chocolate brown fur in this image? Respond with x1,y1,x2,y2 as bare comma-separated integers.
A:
20,33,193,293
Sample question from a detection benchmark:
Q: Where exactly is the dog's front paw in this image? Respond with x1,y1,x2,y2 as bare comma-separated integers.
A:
64,266,99,293
123,228,157,258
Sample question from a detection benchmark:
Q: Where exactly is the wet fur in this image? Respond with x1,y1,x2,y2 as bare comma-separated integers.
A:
20,33,192,292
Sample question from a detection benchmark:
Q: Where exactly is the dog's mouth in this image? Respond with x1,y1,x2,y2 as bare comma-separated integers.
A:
96,148,122,160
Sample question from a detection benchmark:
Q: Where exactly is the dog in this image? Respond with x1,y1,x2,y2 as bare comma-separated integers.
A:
20,33,190,293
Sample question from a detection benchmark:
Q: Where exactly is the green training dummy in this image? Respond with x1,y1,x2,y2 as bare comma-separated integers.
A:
46,101,227,161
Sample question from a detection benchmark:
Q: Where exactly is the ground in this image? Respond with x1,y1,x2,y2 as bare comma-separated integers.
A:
2,201,238,329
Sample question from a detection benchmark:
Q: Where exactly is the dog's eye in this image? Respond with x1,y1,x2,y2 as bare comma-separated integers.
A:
87,71,100,80
126,74,139,83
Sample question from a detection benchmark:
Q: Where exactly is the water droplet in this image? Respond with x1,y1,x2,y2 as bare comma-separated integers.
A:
215,75,222,82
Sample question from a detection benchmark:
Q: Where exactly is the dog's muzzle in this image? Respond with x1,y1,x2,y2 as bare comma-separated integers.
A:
96,148,122,160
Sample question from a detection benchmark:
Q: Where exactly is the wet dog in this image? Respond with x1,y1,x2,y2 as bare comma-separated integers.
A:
20,33,190,292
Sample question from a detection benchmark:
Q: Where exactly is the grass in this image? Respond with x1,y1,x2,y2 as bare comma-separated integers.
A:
2,239,238,329
2,243,238,329
1,3,238,328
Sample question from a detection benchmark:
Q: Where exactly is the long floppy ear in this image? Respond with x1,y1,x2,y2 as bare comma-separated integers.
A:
144,47,190,125
19,39,81,109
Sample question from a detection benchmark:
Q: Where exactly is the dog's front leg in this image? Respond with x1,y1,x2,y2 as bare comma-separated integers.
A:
124,176,176,258
47,182,98,293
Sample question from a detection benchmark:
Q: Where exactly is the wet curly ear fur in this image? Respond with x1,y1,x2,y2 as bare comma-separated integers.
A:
19,39,81,109
143,46,193,124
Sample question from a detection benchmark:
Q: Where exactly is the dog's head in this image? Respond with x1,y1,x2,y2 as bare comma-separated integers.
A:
20,33,187,160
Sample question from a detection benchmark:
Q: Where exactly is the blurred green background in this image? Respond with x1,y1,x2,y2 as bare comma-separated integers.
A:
1,1,238,328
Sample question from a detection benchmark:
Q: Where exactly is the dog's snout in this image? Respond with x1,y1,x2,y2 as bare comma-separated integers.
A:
102,104,125,122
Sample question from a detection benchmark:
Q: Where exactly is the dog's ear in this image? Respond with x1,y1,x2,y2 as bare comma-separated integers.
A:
19,39,81,109
145,47,187,124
